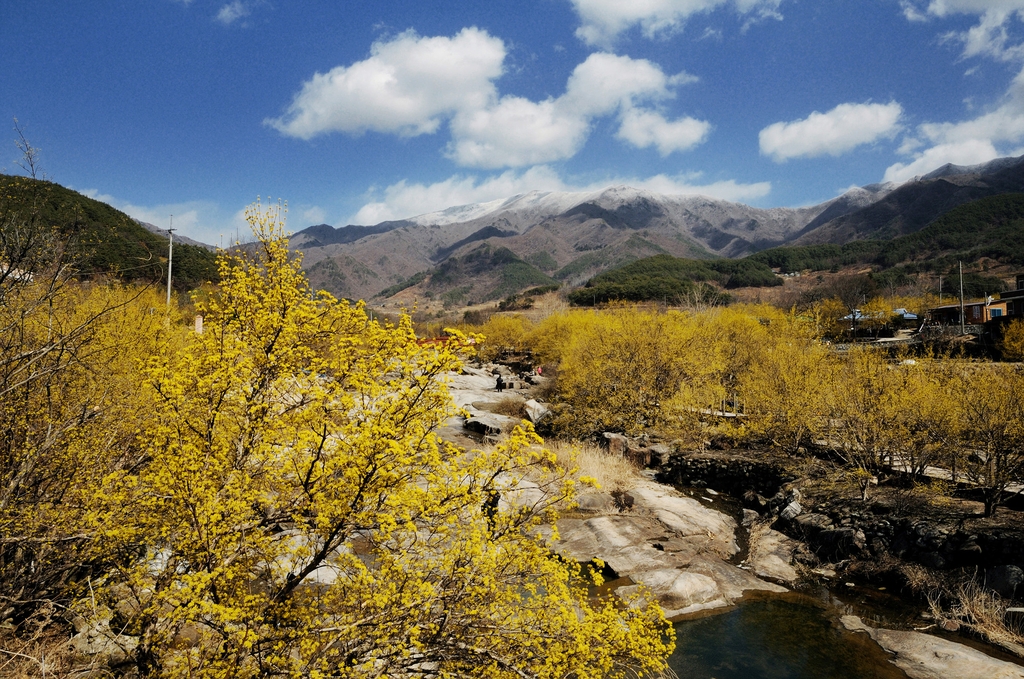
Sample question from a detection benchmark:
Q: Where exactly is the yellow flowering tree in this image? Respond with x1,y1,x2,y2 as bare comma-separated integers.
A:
0,171,178,624
823,348,913,501
959,365,1024,517
1001,318,1024,361
476,313,534,362
735,309,834,451
550,307,722,438
91,201,672,678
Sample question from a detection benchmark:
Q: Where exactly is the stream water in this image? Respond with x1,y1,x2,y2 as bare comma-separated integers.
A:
666,486,1024,678
669,592,911,679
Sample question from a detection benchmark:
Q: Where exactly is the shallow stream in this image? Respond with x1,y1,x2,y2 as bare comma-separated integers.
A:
669,592,910,679
667,486,1024,678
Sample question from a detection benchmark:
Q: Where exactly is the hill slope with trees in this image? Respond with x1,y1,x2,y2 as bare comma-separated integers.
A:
1,174,218,291
750,193,1024,291
568,253,782,306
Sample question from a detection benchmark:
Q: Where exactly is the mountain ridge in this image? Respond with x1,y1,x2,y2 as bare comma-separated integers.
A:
290,154,1024,304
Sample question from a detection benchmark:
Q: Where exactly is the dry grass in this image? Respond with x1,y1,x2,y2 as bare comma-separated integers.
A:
0,615,76,679
747,515,774,548
546,439,643,491
931,579,1024,650
489,395,528,419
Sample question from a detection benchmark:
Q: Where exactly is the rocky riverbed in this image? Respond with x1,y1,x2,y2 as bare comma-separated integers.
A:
444,364,1024,679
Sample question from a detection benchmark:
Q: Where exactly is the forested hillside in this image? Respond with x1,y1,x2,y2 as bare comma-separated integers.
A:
750,193,1024,281
568,253,781,306
1,174,217,290
376,243,557,305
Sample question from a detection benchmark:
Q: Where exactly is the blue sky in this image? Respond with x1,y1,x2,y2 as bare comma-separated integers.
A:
4,1,1024,245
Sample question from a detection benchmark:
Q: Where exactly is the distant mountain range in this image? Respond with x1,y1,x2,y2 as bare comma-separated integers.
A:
9,153,1024,306
289,155,1024,303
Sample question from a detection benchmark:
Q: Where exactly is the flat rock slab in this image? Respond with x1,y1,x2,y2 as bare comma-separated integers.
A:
445,374,504,408
616,570,729,618
556,480,785,617
575,491,618,514
842,615,1024,679
685,554,787,603
748,528,800,585
524,399,550,424
463,412,520,436
629,482,739,557
557,515,680,575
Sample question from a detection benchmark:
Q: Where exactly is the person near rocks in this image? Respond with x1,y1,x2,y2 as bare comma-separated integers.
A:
495,375,505,393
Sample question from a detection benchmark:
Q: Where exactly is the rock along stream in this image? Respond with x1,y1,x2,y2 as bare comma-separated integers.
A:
444,370,1024,679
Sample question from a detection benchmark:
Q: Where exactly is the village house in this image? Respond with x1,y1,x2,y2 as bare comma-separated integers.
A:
929,299,1008,325
1000,273,1024,317
927,273,1024,325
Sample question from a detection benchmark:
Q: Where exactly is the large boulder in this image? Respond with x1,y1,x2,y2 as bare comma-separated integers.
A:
747,528,800,585
556,515,679,575
603,432,629,456
685,554,787,601
463,412,519,435
842,616,1024,679
616,570,726,618
779,500,802,521
575,491,618,514
614,556,787,618
555,481,785,617
523,399,550,424
628,484,739,557
986,565,1024,599
69,613,138,669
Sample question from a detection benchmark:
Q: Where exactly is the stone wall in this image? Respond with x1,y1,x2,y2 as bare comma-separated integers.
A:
656,452,795,498
653,451,1024,599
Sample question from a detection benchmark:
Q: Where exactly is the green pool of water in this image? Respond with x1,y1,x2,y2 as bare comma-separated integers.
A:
669,594,909,679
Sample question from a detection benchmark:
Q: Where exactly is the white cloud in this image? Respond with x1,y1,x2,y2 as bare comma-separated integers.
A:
759,102,904,161
898,136,925,154
956,9,1024,61
883,139,999,182
630,175,771,201
216,1,250,25
351,167,569,224
922,1,1024,17
886,64,1024,182
561,52,679,114
301,206,327,225
448,97,589,168
349,167,770,224
77,189,245,247
616,108,711,155
902,1,1024,61
899,1,929,22
266,28,506,139
569,0,782,47
918,103,1024,145
447,52,708,168
270,33,708,168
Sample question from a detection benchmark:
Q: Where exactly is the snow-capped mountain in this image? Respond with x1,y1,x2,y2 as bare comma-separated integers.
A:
289,154,1024,302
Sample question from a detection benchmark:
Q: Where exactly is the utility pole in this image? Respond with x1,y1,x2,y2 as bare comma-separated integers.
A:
166,215,175,310
939,275,943,305
959,260,965,335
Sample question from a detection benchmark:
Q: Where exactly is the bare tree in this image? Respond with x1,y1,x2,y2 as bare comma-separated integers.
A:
12,118,43,181
824,274,877,335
